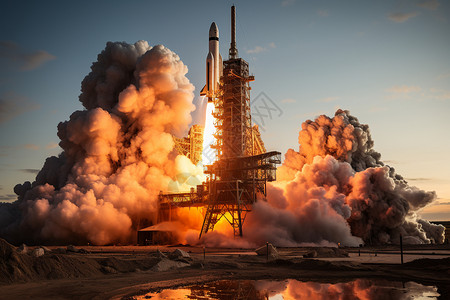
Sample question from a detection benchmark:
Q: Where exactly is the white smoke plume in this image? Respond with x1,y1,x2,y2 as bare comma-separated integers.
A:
279,109,444,245
0,41,203,245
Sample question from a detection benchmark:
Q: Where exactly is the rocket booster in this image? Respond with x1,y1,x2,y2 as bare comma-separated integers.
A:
200,22,223,101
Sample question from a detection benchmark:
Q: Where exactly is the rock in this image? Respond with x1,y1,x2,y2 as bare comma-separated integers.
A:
78,248,90,254
31,248,45,257
255,243,279,259
151,258,189,272
67,245,79,253
156,249,167,259
17,244,28,254
169,249,191,260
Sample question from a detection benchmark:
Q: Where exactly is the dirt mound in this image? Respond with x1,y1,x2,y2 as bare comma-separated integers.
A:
169,249,191,260
0,239,161,284
255,243,279,259
1,241,102,283
151,258,190,272
0,239,35,282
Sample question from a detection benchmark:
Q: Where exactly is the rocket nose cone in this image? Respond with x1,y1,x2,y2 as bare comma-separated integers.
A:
209,22,219,38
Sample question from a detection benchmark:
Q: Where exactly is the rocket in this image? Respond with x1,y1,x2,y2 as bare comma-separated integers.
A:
200,22,223,101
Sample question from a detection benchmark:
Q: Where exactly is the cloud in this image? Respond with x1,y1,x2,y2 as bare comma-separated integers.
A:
46,142,59,149
281,0,295,7
436,92,450,101
417,0,440,10
406,177,432,181
246,43,276,55
386,86,449,101
281,98,296,104
0,41,56,71
388,12,420,23
24,144,39,150
246,46,265,54
19,168,40,174
386,85,421,93
430,88,450,101
0,146,13,157
316,96,339,103
0,92,40,124
317,10,329,17
275,109,443,245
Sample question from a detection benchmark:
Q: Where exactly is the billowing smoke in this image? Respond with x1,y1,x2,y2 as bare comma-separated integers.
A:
195,110,444,247
277,109,444,245
0,41,443,247
0,41,203,245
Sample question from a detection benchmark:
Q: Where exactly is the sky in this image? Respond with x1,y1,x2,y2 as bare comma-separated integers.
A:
0,0,449,221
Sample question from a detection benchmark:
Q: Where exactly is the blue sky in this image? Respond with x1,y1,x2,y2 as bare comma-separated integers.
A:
0,0,449,220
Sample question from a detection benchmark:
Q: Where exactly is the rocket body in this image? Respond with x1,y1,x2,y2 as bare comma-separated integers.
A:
201,22,222,101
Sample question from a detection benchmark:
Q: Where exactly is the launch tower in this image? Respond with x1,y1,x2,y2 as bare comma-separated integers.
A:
158,6,281,239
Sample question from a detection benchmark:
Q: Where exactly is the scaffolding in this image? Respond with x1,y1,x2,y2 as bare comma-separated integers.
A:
252,125,266,155
202,151,281,237
212,58,255,159
172,124,204,165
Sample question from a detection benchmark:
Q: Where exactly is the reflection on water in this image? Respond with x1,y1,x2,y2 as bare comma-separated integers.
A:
136,279,439,300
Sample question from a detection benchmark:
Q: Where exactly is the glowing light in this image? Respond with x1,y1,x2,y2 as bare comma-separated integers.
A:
202,100,217,166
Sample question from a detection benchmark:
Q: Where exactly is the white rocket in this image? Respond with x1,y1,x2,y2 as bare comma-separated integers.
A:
200,22,223,101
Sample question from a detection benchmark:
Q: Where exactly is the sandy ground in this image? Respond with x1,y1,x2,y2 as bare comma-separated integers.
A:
1,242,450,299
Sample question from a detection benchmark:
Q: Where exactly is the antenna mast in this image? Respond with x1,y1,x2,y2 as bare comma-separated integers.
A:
229,5,238,59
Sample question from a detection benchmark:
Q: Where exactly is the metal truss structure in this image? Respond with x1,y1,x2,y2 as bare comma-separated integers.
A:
173,124,204,165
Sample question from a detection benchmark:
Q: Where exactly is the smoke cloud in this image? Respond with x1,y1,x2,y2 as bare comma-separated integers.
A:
0,41,443,247
278,109,443,245
0,41,203,245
